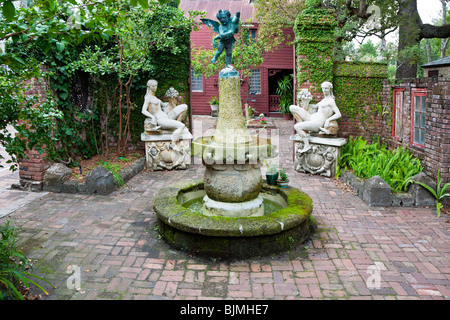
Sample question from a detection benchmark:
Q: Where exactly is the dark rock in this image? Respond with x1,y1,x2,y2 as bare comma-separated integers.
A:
361,175,393,207
408,172,436,207
85,166,116,195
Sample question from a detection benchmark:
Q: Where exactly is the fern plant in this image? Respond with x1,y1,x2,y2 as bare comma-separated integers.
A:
338,136,422,193
407,169,450,217
1,221,53,300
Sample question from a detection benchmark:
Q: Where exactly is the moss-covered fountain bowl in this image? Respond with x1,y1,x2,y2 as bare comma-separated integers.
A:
152,179,313,259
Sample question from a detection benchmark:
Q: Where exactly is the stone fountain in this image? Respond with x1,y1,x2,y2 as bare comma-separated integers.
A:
151,10,313,259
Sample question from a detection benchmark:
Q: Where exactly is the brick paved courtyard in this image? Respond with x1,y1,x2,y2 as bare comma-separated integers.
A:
0,117,449,300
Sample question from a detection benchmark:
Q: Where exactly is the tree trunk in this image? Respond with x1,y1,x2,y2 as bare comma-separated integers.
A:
440,0,448,58
396,0,422,79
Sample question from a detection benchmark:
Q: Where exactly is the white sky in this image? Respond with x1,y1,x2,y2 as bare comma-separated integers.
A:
417,0,443,24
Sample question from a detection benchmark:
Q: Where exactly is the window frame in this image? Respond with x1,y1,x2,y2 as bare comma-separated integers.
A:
191,69,204,93
411,88,427,149
249,69,261,95
392,88,404,141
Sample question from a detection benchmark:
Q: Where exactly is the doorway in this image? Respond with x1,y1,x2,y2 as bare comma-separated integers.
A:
268,69,293,116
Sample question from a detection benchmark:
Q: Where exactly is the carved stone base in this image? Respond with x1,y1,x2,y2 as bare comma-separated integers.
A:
141,131,193,171
290,135,347,178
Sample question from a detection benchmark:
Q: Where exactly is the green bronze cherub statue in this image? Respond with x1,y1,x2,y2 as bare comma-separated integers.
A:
201,9,240,67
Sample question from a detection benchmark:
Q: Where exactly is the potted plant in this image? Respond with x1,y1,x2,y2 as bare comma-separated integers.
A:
264,159,278,185
248,106,256,118
276,75,293,119
209,96,219,112
277,168,289,188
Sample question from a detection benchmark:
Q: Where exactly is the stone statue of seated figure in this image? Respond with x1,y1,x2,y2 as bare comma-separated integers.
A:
289,82,341,153
141,79,188,142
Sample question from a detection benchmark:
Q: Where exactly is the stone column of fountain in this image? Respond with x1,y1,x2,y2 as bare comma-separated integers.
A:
202,68,265,217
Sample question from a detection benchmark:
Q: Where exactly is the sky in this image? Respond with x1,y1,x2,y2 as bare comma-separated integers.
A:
417,0,443,24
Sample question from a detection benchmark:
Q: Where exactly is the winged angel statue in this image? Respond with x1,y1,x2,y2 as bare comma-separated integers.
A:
201,10,240,67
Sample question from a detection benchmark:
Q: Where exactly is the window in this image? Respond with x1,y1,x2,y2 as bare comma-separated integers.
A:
245,29,257,44
392,89,404,141
411,89,427,148
249,69,261,94
191,69,203,92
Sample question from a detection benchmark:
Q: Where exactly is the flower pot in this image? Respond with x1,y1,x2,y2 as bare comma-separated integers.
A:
266,172,279,185
282,113,292,120
210,104,219,111
277,179,289,188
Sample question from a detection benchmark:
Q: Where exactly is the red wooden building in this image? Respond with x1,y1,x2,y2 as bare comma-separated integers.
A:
179,0,295,117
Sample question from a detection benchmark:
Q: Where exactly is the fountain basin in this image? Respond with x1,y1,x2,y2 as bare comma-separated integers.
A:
152,179,313,259
192,136,277,163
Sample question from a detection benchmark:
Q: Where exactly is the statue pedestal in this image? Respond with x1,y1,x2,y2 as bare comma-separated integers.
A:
290,135,347,178
141,130,193,171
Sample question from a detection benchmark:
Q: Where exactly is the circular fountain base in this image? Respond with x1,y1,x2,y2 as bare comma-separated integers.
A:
203,195,264,217
152,180,313,259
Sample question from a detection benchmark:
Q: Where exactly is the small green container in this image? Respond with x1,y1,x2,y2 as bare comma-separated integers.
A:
277,179,289,188
266,172,279,185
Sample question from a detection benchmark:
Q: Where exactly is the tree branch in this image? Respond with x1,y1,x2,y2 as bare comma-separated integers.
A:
420,23,450,39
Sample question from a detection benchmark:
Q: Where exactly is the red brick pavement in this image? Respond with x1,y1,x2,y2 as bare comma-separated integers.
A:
1,116,449,300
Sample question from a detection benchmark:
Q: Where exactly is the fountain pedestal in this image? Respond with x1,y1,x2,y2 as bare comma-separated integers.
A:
200,69,266,217
141,130,193,171
291,134,347,178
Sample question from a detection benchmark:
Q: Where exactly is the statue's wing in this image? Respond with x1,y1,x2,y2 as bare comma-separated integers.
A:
200,19,220,33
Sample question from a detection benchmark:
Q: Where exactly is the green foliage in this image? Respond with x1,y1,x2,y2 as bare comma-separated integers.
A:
294,7,336,93
339,136,423,193
264,159,278,175
333,61,387,124
2,0,197,167
0,221,53,300
276,75,293,114
407,170,450,217
279,168,288,181
0,65,63,171
209,96,219,105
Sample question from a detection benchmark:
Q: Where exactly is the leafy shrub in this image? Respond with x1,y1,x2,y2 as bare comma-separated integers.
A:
338,136,423,193
0,221,52,300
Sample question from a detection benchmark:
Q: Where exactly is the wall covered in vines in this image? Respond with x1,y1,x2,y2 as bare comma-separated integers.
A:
10,3,193,165
294,7,389,140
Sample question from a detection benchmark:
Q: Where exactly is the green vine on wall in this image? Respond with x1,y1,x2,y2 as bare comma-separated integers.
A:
294,8,336,94
334,61,388,126
294,7,389,128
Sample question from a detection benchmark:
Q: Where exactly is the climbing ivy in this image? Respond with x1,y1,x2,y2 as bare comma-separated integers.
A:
294,7,389,127
294,7,336,94
334,61,388,125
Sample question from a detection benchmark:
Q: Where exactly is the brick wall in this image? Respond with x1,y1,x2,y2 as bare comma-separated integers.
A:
18,68,50,191
343,77,450,184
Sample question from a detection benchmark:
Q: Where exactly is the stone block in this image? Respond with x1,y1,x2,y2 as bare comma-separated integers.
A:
85,166,116,196
392,192,415,207
119,157,145,183
43,163,72,193
407,172,436,207
63,180,79,194
361,175,393,207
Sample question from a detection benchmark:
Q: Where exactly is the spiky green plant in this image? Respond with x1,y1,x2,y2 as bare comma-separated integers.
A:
0,221,53,300
407,169,450,217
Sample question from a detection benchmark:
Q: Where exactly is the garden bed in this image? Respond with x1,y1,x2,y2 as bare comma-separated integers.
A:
43,151,146,196
69,151,144,183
